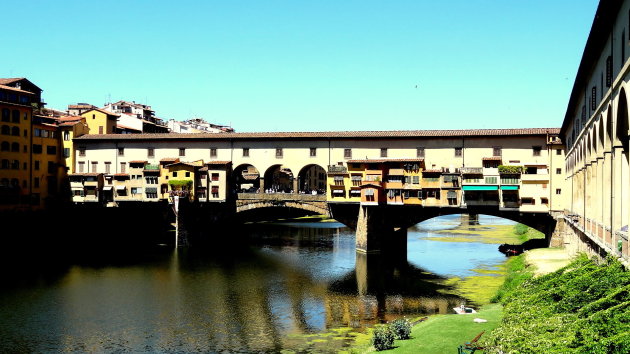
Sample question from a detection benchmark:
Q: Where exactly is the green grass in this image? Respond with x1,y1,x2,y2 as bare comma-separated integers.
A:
366,304,503,353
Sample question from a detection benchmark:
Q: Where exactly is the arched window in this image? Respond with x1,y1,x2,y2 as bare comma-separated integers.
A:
11,160,19,169
0,141,8,151
1,109,9,122
11,126,19,136
11,142,19,152
1,159,8,169
1,125,9,135
11,110,20,123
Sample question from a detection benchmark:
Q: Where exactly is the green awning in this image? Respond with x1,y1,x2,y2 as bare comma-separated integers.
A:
500,185,519,190
462,185,498,191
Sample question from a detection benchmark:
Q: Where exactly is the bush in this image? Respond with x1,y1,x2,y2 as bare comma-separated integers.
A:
372,325,395,351
513,223,529,235
390,318,412,340
498,165,523,174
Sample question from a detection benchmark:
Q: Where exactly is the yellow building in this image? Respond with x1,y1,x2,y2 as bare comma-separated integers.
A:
80,108,119,134
0,82,35,209
165,161,199,201
30,119,64,207
57,115,88,173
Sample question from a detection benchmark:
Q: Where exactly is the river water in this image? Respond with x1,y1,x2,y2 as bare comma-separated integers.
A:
0,214,513,352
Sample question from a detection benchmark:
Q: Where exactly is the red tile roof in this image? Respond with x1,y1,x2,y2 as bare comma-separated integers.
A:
129,160,147,164
482,157,502,161
348,158,424,163
0,84,34,95
206,160,231,165
160,157,180,162
0,78,24,85
74,128,561,141
81,108,120,117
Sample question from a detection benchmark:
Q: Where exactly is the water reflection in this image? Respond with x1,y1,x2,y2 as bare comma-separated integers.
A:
0,216,504,352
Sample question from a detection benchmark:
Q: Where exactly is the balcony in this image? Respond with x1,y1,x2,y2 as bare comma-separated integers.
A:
328,165,348,174
460,167,483,174
521,173,550,182
144,164,160,172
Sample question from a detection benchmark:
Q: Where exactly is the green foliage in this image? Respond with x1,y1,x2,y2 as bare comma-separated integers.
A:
490,255,532,303
168,179,193,189
371,325,395,351
513,223,529,235
498,165,523,174
482,254,630,353
390,318,412,340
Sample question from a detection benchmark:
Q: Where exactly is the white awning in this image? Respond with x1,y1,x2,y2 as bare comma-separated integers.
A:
103,186,113,191
71,187,83,191
115,185,126,190
364,189,374,196
332,189,344,194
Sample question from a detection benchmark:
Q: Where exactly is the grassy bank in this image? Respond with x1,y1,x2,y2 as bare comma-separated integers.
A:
481,254,630,353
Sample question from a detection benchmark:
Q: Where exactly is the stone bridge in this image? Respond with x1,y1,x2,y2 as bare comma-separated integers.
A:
235,193,331,217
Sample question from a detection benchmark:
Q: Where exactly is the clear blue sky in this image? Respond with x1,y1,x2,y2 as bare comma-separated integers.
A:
1,0,598,132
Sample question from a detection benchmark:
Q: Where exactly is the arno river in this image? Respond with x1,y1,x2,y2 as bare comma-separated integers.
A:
0,215,512,352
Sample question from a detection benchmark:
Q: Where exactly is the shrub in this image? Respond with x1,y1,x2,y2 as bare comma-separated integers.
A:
390,318,412,340
168,179,193,189
498,165,523,174
513,223,529,235
372,325,395,351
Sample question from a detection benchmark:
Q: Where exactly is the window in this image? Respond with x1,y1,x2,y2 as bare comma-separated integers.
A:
556,148,562,155
23,129,27,137
1,109,8,122
493,146,502,157
148,148,154,158
99,126,103,134
541,198,549,205
454,147,462,157
1,125,8,135
11,127,19,136
185,172,190,177
105,162,111,174
556,168,562,174
380,148,388,158
210,148,217,158
12,110,19,123
606,56,612,87
333,175,344,186
532,146,542,156
275,148,283,158
63,131,70,141
211,186,219,198
556,188,562,195
413,176,420,184
344,148,352,159
91,162,98,173
622,30,626,63
120,162,126,173
521,198,535,205
34,161,40,170
118,147,124,156
47,146,57,155
417,147,425,158
33,144,42,154
34,177,39,188
211,173,219,181
310,147,316,157
591,86,597,110
78,147,85,156
179,148,185,156
62,148,70,158
78,162,85,173
48,161,55,173
243,148,249,157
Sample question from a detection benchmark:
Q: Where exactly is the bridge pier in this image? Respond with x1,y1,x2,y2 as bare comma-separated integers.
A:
355,205,408,257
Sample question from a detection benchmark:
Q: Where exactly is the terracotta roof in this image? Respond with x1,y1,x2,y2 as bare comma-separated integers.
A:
0,78,24,85
0,84,34,95
482,157,502,161
73,128,561,141
117,124,142,132
160,157,180,162
114,173,129,177
206,160,231,165
423,169,443,173
348,158,424,163
57,115,83,121
198,167,208,172
81,108,120,117
165,162,197,167
69,173,101,177
129,160,147,164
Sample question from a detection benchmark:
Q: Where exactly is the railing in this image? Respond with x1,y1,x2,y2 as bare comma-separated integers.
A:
144,164,159,171
237,193,327,201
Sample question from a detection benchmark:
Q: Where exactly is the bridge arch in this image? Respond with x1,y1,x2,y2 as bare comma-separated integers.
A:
236,200,330,217
297,164,327,194
615,87,629,228
233,163,261,193
598,114,605,155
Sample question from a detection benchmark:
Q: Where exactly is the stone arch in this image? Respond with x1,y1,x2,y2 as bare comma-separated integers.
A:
616,88,629,151
233,163,260,193
263,164,294,192
297,164,327,194
606,106,614,150
598,114,605,155
236,200,330,217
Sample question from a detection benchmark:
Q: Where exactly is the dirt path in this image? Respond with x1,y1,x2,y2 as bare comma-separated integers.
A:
525,248,572,276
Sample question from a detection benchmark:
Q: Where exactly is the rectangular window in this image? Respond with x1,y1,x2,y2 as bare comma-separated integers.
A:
532,146,542,156
173,172,178,178
63,148,70,158
493,146,502,157
454,147,462,157
185,172,190,177
78,147,85,156
275,148,283,158
556,168,562,174
412,176,420,184
120,162,126,173
417,147,425,158
34,128,41,137
556,188,562,195
591,86,597,110
211,186,219,197
179,148,185,156
541,198,549,205
210,148,217,158
63,131,70,141
99,126,103,134
118,147,124,156
344,148,352,159
211,173,219,181
606,56,612,87
34,161,40,170
105,162,111,174
91,161,97,173
147,148,154,158
47,162,55,173
78,162,85,173
34,177,39,188
46,146,56,155
243,148,249,157
33,144,42,154
310,147,316,157
380,148,387,158
556,148,562,155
